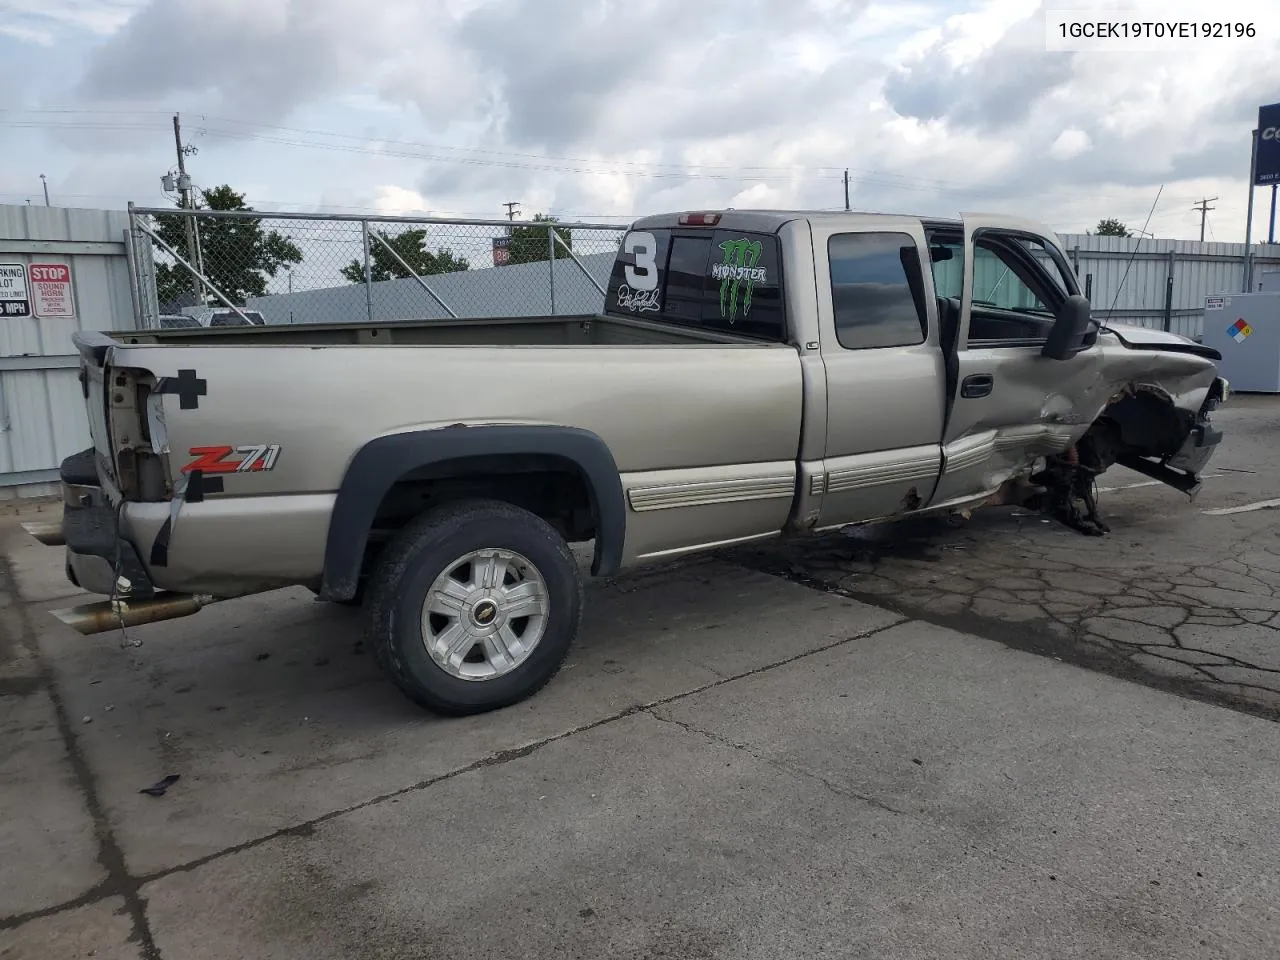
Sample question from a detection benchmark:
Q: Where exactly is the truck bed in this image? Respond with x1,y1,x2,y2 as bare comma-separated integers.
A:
112,313,768,348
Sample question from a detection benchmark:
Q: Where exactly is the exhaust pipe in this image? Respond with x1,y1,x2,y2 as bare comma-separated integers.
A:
21,520,64,547
50,592,222,636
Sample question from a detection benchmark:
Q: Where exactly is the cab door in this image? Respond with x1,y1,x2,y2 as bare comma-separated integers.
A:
811,218,949,529
927,213,1098,509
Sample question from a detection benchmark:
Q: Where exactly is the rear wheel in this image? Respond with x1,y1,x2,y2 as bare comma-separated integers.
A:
365,499,583,715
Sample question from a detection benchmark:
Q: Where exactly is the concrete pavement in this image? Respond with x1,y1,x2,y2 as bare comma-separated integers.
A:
5,401,1280,958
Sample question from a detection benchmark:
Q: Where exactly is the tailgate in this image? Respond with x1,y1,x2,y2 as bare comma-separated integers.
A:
71,331,123,497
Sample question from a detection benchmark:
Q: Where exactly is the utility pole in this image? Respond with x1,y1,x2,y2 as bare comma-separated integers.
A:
172,113,205,303
502,201,520,229
843,169,850,211
39,174,49,207
1191,196,1217,242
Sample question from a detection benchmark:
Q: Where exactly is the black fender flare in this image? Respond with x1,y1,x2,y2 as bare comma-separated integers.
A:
319,424,626,600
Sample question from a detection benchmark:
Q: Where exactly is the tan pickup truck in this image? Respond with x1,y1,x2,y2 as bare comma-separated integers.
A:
48,209,1229,715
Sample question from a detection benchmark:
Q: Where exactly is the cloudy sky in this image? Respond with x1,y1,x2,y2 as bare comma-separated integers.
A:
2,0,1279,241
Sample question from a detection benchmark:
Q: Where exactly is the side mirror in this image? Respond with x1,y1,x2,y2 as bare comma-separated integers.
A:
1042,293,1094,361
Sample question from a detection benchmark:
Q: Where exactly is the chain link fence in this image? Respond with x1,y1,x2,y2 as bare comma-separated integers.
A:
126,205,627,328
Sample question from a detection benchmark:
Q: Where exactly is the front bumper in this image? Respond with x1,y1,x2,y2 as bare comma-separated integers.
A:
1166,420,1223,477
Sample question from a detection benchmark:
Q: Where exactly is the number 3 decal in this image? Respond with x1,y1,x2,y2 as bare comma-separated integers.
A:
624,231,658,291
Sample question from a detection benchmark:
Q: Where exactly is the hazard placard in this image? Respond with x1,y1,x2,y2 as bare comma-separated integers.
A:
0,263,30,318
28,262,75,318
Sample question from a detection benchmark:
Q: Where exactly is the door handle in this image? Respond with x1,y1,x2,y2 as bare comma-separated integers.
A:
961,374,994,398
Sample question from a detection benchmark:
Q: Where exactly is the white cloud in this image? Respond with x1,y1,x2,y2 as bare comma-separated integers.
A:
0,0,144,35
1049,129,1090,161
3,0,1279,245
372,185,430,216
0,21,51,43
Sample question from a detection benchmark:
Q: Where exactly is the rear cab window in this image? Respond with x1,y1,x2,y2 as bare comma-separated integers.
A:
606,225,786,341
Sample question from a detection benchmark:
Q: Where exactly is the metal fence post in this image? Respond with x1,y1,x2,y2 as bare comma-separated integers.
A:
547,224,557,314
132,217,255,325
551,229,609,298
368,228,459,318
1162,249,1175,331
361,219,374,322
124,203,145,328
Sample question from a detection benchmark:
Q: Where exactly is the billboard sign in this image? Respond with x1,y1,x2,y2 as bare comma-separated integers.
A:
1257,102,1280,185
492,236,510,266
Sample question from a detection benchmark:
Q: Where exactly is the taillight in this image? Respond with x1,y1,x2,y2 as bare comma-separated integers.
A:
678,212,722,226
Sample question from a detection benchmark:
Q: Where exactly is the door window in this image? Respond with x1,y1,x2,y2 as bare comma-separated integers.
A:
827,232,928,350
971,244,1047,312
966,233,1074,345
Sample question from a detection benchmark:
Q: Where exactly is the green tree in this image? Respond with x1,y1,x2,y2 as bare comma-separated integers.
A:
1090,217,1131,237
505,213,574,265
152,185,303,307
340,228,469,283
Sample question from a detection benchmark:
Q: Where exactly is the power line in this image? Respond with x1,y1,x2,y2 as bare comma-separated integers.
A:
0,112,1225,211
0,112,1207,203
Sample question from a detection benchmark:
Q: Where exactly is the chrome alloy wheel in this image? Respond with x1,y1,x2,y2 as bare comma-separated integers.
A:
420,548,550,681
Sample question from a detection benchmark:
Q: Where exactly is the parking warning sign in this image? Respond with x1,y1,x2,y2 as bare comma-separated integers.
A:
29,263,75,318
0,263,30,318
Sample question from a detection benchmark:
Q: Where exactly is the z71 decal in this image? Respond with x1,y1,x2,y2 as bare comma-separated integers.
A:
183,444,282,475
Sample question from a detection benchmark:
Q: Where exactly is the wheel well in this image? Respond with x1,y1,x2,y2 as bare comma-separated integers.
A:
358,454,597,577
1077,388,1194,471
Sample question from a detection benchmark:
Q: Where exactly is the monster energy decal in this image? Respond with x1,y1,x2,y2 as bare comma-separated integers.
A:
712,237,767,321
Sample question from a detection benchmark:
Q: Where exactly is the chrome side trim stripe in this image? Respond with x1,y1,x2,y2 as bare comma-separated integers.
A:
627,475,796,512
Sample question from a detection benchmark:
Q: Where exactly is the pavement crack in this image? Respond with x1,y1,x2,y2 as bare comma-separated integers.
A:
729,534,1280,725
0,558,161,958
646,708,910,818
135,616,908,886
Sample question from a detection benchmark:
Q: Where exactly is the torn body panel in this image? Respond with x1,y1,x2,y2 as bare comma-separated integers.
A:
1013,329,1227,534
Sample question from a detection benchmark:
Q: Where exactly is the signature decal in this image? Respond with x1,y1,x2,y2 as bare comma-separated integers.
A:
616,284,660,313
183,444,281,475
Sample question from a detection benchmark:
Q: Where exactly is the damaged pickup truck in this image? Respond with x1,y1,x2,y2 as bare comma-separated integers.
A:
48,209,1229,715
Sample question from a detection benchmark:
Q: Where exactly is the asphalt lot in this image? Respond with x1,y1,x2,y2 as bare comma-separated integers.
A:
3,396,1280,959
735,393,1280,721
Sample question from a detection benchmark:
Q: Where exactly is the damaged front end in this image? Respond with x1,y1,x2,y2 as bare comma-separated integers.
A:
1026,372,1230,536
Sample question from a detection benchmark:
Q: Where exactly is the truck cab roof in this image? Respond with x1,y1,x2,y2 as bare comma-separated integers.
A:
627,209,1056,241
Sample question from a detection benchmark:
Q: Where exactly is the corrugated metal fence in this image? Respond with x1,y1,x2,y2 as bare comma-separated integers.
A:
1054,233,1280,340
0,205,140,501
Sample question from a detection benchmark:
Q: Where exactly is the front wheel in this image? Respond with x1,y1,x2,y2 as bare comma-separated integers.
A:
366,499,583,716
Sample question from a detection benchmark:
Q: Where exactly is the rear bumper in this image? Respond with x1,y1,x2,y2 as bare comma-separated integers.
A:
59,447,156,600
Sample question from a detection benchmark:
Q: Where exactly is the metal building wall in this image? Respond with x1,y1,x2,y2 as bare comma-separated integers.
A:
0,204,140,501
246,252,616,324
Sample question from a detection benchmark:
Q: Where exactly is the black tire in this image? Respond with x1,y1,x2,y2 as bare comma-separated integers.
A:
365,498,583,716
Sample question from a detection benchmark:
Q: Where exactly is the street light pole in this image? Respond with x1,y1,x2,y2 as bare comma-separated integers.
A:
39,174,49,207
